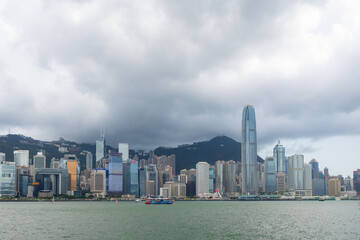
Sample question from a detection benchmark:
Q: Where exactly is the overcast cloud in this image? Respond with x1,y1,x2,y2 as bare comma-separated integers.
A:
1,0,360,175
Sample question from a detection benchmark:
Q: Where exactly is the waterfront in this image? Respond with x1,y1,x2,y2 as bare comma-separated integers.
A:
0,201,359,239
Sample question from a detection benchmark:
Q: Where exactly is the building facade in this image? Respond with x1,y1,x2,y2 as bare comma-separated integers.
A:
265,157,276,193
241,105,258,195
196,162,210,196
0,162,15,197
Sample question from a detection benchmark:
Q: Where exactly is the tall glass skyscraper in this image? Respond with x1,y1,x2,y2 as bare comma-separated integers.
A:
241,105,258,195
96,136,105,167
273,141,285,172
287,154,304,191
265,157,276,193
108,152,123,195
0,162,16,197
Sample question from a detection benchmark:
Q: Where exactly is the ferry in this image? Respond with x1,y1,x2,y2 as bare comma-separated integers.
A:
145,198,174,205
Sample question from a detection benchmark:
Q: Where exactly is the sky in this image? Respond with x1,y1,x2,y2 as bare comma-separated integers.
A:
0,0,359,176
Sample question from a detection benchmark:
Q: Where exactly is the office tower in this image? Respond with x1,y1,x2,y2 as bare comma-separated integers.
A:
168,154,176,176
125,159,139,196
108,152,123,195
188,168,196,182
90,169,106,196
328,178,341,196
344,176,352,191
354,169,360,196
309,159,319,179
0,161,15,197
163,181,175,197
139,167,146,197
86,151,93,169
324,167,329,178
145,180,155,196
287,155,304,191
304,164,312,191
139,159,147,168
146,165,158,196
173,182,186,198
178,174,188,183
273,141,285,172
215,161,224,194
312,179,325,196
259,162,265,193
14,150,29,167
118,143,129,162
196,162,210,196
50,158,60,168
15,167,29,197
224,160,237,194
160,187,169,198
0,153,5,163
241,105,258,195
67,159,78,191
33,152,46,169
276,172,286,192
209,166,215,193
96,135,105,166
264,157,276,193
35,168,68,196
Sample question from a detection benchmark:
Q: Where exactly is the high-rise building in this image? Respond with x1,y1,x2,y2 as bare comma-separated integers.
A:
168,154,176,176
324,167,329,178
287,155,304,191
14,150,29,167
173,182,186,198
86,151,93,169
125,159,139,196
215,161,224,194
265,157,276,193
224,160,236,194
145,180,155,196
209,166,215,194
139,167,146,197
328,178,341,196
108,152,123,195
96,135,105,166
146,165,158,196
0,161,15,197
241,105,258,195
163,181,175,197
50,158,60,169
276,172,286,192
273,141,285,172
35,168,69,196
118,143,129,162
15,167,29,197
353,169,360,196
90,169,106,196
0,153,5,163
33,152,46,169
309,159,319,179
178,174,188,184
67,159,78,192
188,168,196,182
312,179,325,196
304,164,312,191
196,162,209,196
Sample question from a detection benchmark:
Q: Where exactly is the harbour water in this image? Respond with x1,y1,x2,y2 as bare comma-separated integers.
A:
0,200,359,239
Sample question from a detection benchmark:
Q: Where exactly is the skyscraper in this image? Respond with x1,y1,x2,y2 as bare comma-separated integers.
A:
0,161,15,197
96,135,105,166
118,143,129,162
354,169,360,196
33,152,46,169
108,152,123,195
241,105,258,195
215,161,224,194
303,163,312,191
14,150,29,167
264,157,276,193
309,159,319,179
196,162,210,197
273,141,285,172
287,154,304,191
223,160,237,194
86,151,93,169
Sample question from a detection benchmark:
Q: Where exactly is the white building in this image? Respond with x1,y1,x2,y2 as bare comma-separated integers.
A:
304,163,312,191
196,162,209,197
14,150,29,167
287,154,304,191
118,143,129,162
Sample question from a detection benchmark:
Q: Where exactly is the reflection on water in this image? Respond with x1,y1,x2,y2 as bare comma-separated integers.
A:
0,201,359,239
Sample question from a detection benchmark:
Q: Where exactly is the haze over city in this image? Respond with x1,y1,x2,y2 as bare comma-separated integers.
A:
1,1,360,176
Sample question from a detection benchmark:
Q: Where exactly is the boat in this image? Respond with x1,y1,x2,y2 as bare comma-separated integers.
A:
135,199,142,203
145,197,174,205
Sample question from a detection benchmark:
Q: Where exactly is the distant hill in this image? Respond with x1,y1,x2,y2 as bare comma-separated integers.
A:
154,136,264,174
0,134,116,170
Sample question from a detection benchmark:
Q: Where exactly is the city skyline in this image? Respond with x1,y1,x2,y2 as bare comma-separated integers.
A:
0,1,360,178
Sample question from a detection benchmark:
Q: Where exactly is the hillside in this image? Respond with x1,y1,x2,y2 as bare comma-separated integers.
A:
154,136,264,173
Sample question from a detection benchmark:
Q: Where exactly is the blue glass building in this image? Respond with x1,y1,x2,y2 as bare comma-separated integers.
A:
273,141,285,172
265,157,276,193
108,152,123,195
241,105,258,195
209,167,214,194
0,162,16,197
125,159,139,196
309,159,319,179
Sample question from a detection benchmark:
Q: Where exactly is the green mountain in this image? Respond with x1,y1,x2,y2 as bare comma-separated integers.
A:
154,136,264,173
